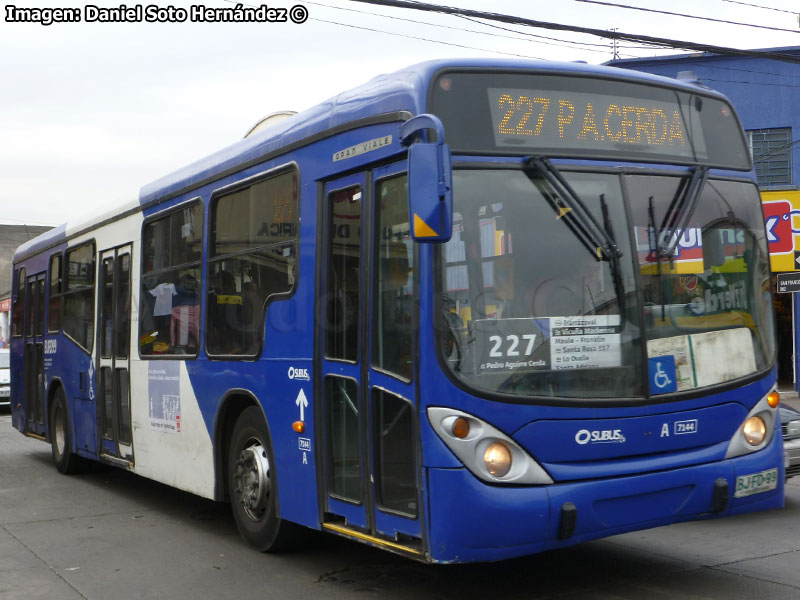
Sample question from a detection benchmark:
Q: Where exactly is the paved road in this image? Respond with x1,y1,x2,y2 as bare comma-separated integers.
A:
3,411,800,600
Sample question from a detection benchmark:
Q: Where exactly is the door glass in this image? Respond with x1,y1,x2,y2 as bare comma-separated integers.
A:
117,369,131,444
116,254,131,359
101,367,113,439
373,389,417,517
35,279,45,337
373,175,414,380
325,187,362,361
100,258,114,359
26,280,34,338
326,377,361,503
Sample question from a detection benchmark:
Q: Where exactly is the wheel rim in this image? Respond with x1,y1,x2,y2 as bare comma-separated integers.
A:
234,440,271,521
54,407,66,457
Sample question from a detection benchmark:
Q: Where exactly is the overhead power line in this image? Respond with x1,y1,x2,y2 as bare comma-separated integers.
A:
304,0,632,55
573,0,800,34
722,0,798,15
222,0,544,58
452,13,654,52
751,137,800,162
310,15,545,58
703,76,800,88
347,0,800,65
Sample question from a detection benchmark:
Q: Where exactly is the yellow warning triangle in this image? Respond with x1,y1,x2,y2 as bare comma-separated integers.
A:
414,213,439,237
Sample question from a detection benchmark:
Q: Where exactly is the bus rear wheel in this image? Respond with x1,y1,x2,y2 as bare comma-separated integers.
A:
50,388,84,474
227,406,301,551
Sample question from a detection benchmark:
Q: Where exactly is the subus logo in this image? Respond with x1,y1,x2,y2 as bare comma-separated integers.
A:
288,367,310,381
575,429,626,445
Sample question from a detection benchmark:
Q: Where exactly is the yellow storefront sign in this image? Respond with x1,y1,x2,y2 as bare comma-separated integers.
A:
762,190,800,272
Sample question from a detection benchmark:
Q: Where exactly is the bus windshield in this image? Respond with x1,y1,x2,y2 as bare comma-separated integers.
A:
436,168,774,400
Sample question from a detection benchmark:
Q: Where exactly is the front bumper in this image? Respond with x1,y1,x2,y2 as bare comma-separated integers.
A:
427,431,784,563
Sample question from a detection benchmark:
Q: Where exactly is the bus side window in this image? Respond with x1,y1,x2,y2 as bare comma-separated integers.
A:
207,169,298,357
48,254,63,332
140,203,202,357
11,267,25,337
62,243,96,352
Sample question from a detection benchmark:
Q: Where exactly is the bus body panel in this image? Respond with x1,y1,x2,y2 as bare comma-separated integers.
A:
129,358,216,498
426,426,783,563
416,286,776,475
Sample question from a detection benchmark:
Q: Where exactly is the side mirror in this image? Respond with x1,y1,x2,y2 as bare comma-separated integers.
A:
401,114,453,243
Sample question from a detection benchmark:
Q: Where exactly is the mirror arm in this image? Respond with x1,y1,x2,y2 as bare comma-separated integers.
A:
400,113,446,146
401,114,450,197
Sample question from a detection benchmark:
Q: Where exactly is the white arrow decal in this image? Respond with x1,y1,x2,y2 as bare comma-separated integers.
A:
295,389,308,422
765,216,779,242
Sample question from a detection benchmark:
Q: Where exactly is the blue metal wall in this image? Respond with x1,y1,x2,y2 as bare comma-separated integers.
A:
612,49,800,391
609,47,800,190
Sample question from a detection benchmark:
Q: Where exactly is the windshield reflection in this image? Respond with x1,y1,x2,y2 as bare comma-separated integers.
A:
436,169,775,400
438,169,641,399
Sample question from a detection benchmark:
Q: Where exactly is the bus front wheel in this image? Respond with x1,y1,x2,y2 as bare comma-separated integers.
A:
227,406,301,551
50,388,83,474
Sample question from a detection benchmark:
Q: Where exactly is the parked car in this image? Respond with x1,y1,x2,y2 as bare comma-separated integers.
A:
781,403,800,480
0,348,9,409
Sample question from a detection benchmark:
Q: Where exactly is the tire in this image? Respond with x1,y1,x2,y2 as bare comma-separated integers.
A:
227,406,302,551
50,388,84,474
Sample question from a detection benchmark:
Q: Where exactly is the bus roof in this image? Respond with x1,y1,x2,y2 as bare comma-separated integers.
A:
14,58,721,263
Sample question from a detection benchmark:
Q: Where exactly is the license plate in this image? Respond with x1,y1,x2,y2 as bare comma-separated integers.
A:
735,468,779,498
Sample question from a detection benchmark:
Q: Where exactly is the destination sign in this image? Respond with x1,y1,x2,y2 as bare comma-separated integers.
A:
429,72,751,169
487,87,706,160
473,315,622,374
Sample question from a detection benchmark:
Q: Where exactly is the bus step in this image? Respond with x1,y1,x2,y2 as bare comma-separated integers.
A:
322,521,424,558
100,453,133,469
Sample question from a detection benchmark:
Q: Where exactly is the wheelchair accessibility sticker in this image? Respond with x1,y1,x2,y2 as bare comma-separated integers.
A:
649,355,678,395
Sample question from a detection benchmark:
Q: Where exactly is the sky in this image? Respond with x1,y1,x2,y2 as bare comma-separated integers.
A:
2,0,800,227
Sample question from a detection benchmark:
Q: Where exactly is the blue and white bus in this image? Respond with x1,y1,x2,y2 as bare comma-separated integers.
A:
10,59,782,563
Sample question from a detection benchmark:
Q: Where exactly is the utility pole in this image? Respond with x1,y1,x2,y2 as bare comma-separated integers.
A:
610,27,620,60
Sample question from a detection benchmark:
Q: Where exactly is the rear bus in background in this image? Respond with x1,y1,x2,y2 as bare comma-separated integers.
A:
9,59,783,563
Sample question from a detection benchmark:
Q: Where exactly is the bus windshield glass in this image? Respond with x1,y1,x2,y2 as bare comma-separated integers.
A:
430,72,750,169
436,169,774,400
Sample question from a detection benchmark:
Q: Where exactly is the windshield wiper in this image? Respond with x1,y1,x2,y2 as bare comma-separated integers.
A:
647,165,709,322
657,165,709,259
524,156,626,315
599,192,627,320
524,156,622,262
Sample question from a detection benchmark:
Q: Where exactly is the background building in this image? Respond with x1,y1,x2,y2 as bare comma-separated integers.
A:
0,224,52,347
610,47,800,390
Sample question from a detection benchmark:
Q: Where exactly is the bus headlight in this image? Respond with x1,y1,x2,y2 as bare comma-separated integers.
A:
484,442,512,477
427,407,552,484
742,416,766,446
725,388,778,459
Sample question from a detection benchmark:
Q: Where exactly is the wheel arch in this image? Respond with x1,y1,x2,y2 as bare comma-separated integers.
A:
213,388,270,501
45,377,66,444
